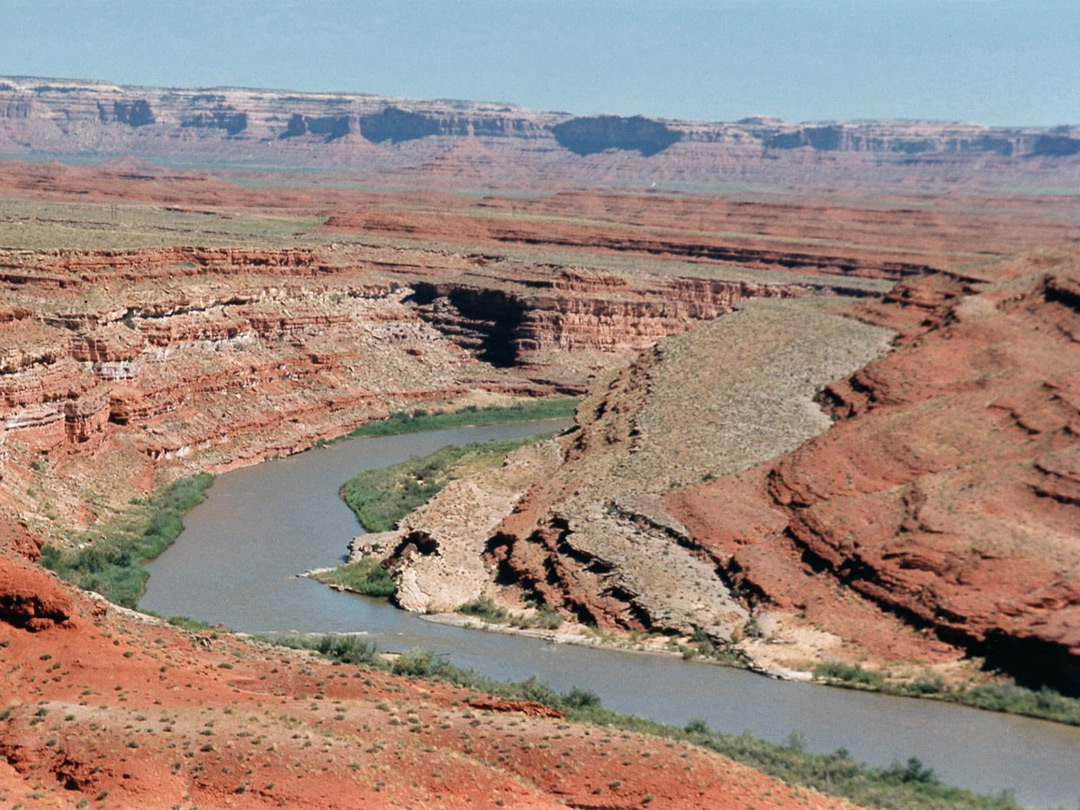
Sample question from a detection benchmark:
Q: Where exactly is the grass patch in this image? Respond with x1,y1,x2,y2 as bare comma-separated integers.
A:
39,473,213,608
310,558,395,598
341,398,577,442
815,663,1080,727
341,432,555,532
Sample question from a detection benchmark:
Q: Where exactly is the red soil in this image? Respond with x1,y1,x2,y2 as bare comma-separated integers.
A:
0,550,859,809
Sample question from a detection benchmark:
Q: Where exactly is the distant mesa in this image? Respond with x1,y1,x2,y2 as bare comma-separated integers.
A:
182,110,249,136
98,99,155,127
359,106,442,144
1029,134,1080,157
551,115,681,157
281,113,356,141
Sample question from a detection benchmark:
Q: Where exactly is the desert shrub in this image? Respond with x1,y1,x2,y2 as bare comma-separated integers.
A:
313,635,382,666
814,661,886,688
258,634,384,668
458,596,509,623
166,616,213,632
391,648,452,678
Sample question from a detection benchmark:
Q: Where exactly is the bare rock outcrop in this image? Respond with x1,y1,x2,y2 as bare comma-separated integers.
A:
350,441,563,613
0,553,73,631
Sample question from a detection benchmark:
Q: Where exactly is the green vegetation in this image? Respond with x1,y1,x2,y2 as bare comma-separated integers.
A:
39,473,214,608
458,595,564,631
164,615,215,632
318,429,558,600
262,633,383,667
341,397,577,442
387,653,1039,809
458,595,509,623
814,663,1080,727
309,558,396,598
341,432,556,531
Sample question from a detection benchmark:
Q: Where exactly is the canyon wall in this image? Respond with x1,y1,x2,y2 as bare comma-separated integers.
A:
0,237,829,549
665,255,1080,692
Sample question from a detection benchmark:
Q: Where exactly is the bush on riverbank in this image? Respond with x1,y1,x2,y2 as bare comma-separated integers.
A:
310,558,396,597
458,595,565,630
259,633,383,667
39,473,214,608
458,595,509,623
815,661,1080,727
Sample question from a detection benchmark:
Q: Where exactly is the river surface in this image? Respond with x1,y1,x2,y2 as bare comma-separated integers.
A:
142,421,1080,809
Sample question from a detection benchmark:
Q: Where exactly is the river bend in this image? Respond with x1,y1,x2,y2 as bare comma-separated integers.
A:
142,422,1080,809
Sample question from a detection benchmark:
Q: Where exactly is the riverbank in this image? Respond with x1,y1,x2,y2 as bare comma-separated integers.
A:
247,628,1040,810
307,566,1080,730
311,421,1080,729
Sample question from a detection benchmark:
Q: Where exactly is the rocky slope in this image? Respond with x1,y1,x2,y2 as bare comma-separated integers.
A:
369,299,892,634
361,249,1080,693
2,76,1078,188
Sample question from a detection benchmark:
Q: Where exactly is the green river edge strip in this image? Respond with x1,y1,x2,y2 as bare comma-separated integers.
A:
40,473,215,608
250,633,1049,810
317,396,579,445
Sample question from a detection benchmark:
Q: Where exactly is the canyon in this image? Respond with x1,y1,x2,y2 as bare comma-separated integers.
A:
1,77,1079,808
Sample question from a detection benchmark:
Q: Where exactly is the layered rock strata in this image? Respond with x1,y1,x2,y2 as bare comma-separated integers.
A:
0,239,829,547
363,248,1080,692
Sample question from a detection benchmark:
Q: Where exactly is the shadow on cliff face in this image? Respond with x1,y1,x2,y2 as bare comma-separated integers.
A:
551,115,681,157
359,106,443,144
406,283,527,367
970,633,1080,697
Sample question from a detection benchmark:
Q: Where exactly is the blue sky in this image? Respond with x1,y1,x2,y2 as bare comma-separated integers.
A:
0,0,1076,126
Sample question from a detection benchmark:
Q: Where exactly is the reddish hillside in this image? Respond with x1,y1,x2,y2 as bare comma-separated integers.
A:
666,250,1080,691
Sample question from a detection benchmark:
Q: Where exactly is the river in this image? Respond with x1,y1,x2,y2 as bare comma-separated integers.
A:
141,421,1080,809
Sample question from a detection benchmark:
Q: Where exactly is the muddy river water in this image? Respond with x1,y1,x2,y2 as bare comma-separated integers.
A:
142,421,1080,808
